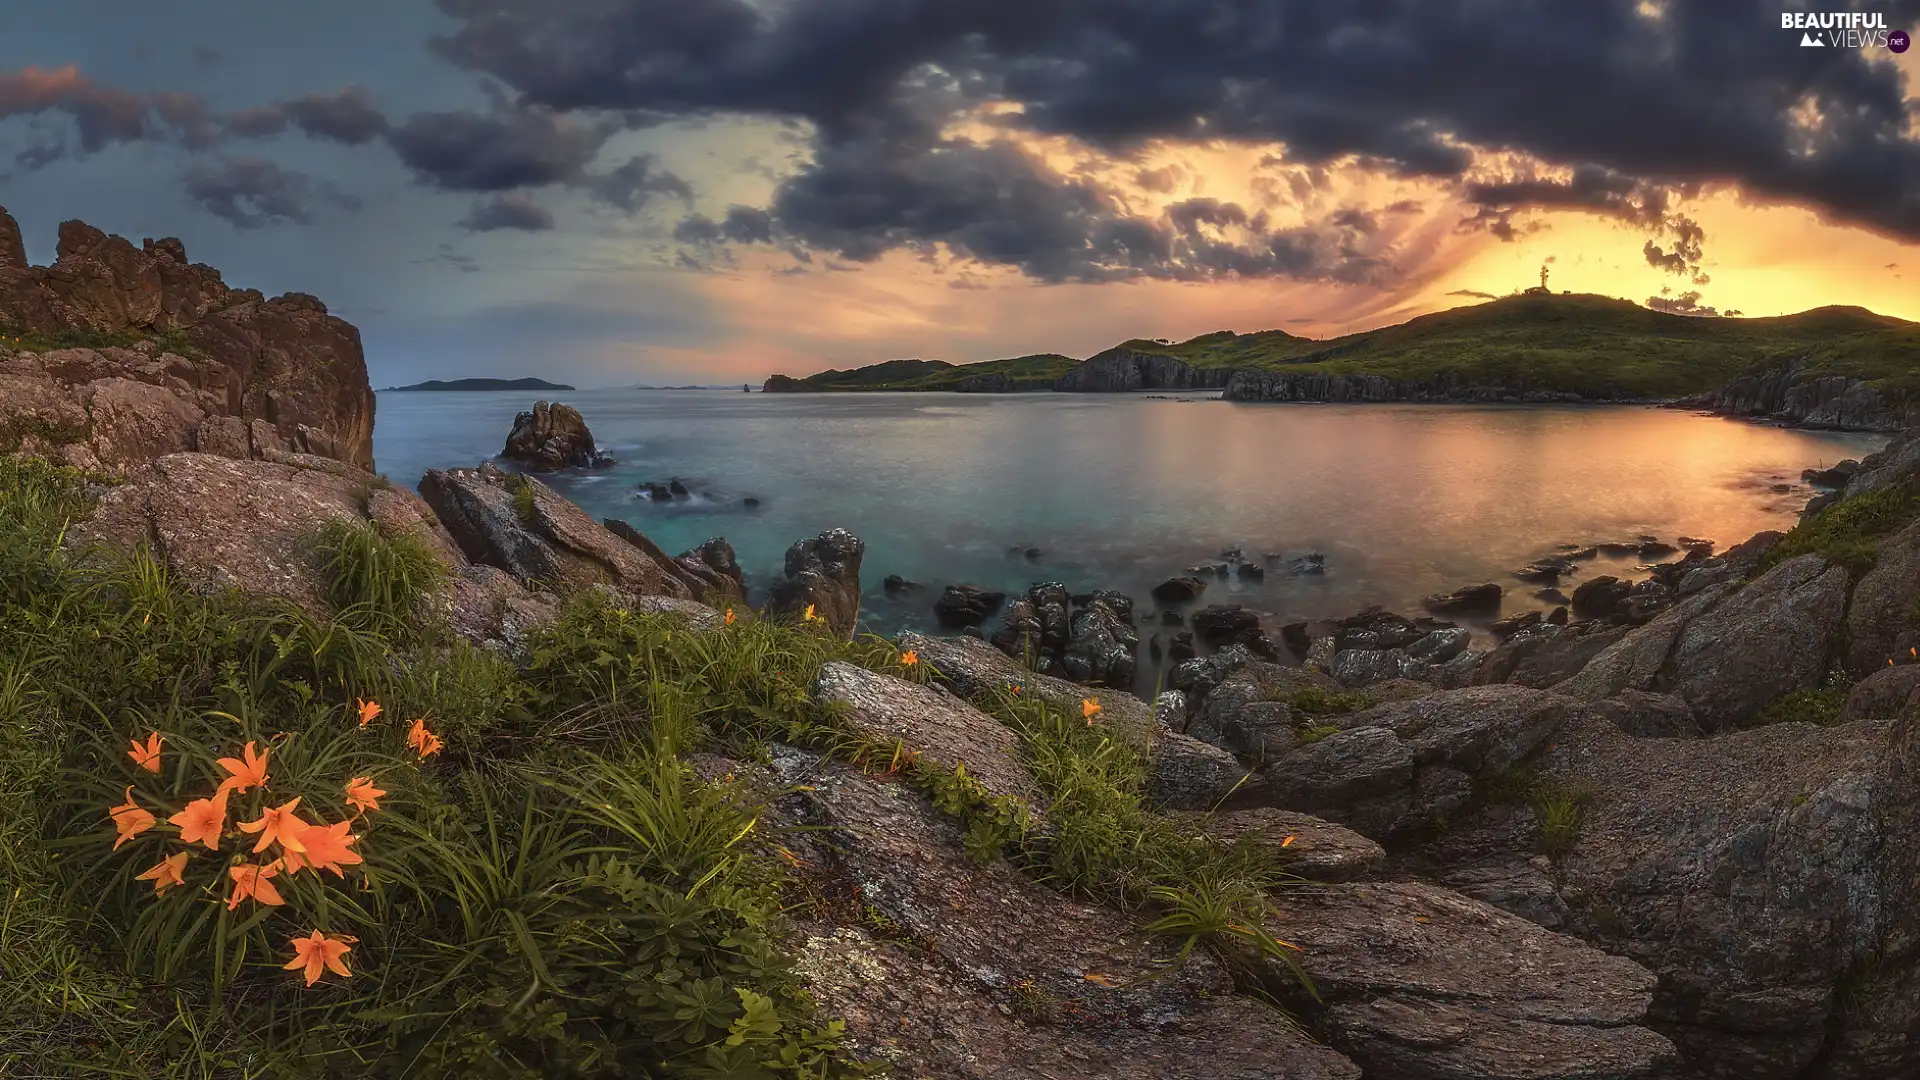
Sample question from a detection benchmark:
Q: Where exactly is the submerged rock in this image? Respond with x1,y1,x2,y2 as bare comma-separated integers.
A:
1423,582,1503,614
1151,575,1209,603
933,584,1006,628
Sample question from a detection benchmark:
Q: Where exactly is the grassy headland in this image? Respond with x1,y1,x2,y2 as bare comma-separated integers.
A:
766,294,1920,401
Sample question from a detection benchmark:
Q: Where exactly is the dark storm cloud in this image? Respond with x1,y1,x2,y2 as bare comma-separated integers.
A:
420,0,1920,280
182,157,359,229
225,87,390,145
386,91,609,191
459,192,556,231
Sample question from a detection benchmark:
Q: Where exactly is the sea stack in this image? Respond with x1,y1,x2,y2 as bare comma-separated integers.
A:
500,400,612,470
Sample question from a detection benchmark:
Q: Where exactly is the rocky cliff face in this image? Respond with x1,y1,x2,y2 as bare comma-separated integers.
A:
1677,361,1920,431
1222,368,1602,404
1056,346,1233,392
0,206,375,471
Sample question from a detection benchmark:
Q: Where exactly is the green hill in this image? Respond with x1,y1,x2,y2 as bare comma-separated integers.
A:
766,353,1076,392
767,294,1920,403
1141,295,1919,400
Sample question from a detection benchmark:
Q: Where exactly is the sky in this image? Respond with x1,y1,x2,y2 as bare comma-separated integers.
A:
1,0,1917,388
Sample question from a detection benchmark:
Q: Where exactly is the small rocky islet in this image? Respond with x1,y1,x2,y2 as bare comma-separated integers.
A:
6,205,1920,1079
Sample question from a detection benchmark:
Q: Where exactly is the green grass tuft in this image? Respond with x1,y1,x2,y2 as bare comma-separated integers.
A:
1758,482,1920,578
505,473,538,525
1531,780,1594,858
313,516,448,635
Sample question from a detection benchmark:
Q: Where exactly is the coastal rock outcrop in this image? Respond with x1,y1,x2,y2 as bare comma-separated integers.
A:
1403,695,1920,1079
420,462,692,602
1055,346,1229,392
1678,360,1920,431
766,749,1360,1079
0,207,375,472
767,528,864,637
500,400,610,470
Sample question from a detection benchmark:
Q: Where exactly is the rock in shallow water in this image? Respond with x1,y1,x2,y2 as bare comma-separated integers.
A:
767,528,864,638
501,400,610,470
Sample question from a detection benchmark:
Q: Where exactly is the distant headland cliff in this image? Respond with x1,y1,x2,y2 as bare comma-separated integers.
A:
764,294,1920,431
385,377,575,392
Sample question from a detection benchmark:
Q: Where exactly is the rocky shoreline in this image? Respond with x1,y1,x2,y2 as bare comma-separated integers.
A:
766,340,1917,434
8,205,1920,1079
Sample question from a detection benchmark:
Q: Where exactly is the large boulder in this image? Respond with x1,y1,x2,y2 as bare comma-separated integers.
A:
1271,882,1677,1080
419,462,691,602
1252,686,1588,839
1476,622,1631,689
1845,519,1920,673
813,662,1042,808
1666,553,1849,728
1462,702,1920,1080
1556,583,1740,703
78,452,453,613
766,528,864,637
0,208,374,472
500,400,608,470
769,749,1360,1080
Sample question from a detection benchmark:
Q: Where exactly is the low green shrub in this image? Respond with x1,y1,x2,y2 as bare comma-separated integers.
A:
1748,685,1852,728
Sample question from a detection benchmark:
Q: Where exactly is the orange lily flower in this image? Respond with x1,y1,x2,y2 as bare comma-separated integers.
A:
356,698,381,727
344,776,385,815
407,717,442,759
724,607,736,626
284,820,363,878
1280,834,1297,849
109,786,156,850
238,797,309,854
900,649,919,666
283,931,353,987
1082,697,1102,723
134,851,189,897
803,604,817,622
169,787,231,851
215,741,270,795
127,732,163,774
227,861,286,910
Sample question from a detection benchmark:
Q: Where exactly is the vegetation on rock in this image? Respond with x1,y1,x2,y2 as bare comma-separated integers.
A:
0,455,1310,1077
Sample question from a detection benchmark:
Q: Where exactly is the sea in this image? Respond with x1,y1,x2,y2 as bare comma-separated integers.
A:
374,388,1887,649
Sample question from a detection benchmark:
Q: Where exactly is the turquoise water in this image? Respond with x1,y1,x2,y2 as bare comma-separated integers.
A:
373,389,1885,639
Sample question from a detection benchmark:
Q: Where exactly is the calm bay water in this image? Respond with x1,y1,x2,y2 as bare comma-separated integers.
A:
374,389,1885,643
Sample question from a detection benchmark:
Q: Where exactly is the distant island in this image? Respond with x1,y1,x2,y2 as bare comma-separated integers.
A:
384,377,576,392
761,293,1920,430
